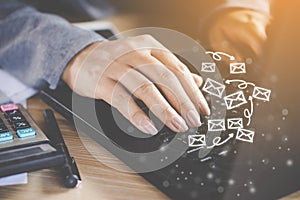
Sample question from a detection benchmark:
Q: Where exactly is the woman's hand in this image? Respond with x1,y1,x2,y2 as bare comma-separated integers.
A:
62,35,210,135
207,9,270,61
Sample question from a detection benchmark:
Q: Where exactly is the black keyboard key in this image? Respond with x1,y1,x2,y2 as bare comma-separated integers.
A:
8,114,25,123
4,110,21,118
12,121,30,130
0,124,8,133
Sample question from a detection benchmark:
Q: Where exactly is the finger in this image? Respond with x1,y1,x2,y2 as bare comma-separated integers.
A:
151,49,211,116
123,52,202,127
110,63,189,132
191,73,203,88
99,78,158,135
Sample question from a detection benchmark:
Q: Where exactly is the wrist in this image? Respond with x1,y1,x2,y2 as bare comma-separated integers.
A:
62,41,102,88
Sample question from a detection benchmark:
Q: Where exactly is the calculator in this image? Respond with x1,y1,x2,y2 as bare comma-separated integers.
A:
0,103,64,177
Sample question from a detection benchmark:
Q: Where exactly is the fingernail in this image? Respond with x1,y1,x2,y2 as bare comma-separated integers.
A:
140,118,158,135
199,100,211,116
186,110,201,127
171,117,188,132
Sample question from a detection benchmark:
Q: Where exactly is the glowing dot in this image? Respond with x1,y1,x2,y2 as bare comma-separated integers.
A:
184,177,188,180
277,127,281,130
249,187,256,194
165,156,168,160
175,164,179,168
249,168,253,172
207,172,214,180
160,159,164,162
234,150,238,154
209,163,216,169
177,177,180,181
282,136,288,142
287,148,291,151
201,182,204,186
249,181,253,185
282,117,286,120
278,146,282,150
217,186,225,193
189,172,193,175
181,171,184,174
228,179,235,185
261,133,265,137
246,58,253,64
272,166,276,170
282,109,289,116
244,184,248,187
262,159,269,165
163,181,170,187
287,159,293,167
237,193,241,197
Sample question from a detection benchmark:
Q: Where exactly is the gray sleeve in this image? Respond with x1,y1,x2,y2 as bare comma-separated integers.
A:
0,1,105,89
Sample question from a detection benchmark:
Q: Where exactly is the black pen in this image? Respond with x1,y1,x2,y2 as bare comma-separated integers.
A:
43,109,81,188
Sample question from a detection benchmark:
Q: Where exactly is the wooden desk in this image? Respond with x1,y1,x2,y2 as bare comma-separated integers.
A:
0,96,298,200
0,96,168,200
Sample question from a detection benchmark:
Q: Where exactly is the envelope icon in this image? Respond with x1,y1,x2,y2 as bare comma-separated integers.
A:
230,63,246,74
201,62,216,73
208,119,225,131
236,128,255,143
202,78,225,98
224,91,247,110
252,86,271,101
227,118,243,129
188,135,206,147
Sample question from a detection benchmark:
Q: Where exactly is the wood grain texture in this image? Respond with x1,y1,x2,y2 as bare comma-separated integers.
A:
0,96,168,200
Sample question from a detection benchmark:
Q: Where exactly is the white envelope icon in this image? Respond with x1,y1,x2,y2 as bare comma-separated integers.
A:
224,91,247,110
188,135,206,147
230,63,246,74
236,128,255,143
208,119,225,131
252,86,271,101
201,62,216,73
227,118,243,129
202,78,225,98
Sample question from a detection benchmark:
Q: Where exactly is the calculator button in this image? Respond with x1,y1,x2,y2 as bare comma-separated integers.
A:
13,121,30,130
8,114,25,123
0,124,8,132
16,128,36,138
4,110,21,118
0,104,18,112
0,132,13,142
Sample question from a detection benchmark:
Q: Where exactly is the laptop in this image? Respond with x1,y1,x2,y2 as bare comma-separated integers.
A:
40,5,300,199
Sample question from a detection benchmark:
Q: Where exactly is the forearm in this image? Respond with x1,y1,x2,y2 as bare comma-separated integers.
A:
0,0,104,89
